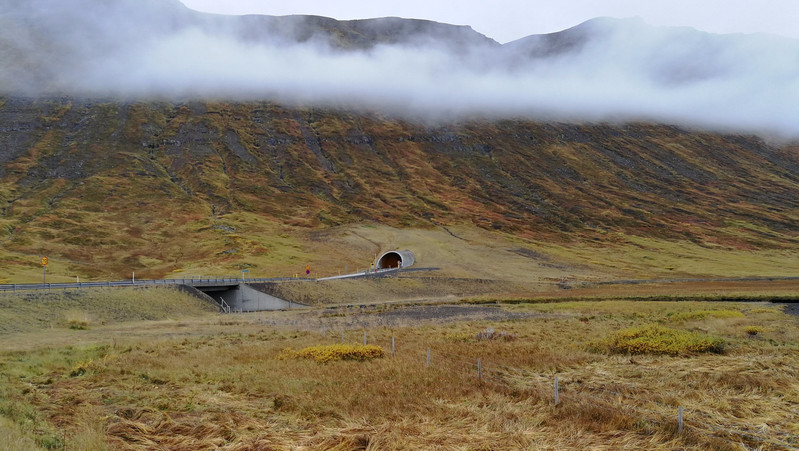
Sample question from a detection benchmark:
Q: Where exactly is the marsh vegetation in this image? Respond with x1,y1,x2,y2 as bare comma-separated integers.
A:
0,285,797,449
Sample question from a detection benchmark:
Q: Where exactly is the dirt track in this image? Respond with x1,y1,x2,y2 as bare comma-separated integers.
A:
295,303,562,330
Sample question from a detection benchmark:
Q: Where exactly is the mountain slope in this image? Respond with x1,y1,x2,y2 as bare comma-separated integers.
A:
1,97,798,279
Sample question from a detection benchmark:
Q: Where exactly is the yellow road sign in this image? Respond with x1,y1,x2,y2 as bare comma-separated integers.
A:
41,256,49,266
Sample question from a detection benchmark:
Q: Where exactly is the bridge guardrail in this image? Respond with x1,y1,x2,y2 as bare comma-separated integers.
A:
0,277,301,293
0,268,439,293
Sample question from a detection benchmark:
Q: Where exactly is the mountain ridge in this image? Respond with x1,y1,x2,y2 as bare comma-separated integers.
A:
1,1,798,280
3,1,797,137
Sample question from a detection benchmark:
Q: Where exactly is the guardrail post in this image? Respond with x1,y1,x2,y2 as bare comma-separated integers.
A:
426,348,431,368
678,406,684,434
392,337,395,357
478,359,482,380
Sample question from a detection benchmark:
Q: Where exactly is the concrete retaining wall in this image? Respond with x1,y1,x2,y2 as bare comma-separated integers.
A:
190,283,305,312
221,283,304,311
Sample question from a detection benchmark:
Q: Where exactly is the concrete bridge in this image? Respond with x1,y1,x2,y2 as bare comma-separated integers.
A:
0,277,305,312
181,281,302,312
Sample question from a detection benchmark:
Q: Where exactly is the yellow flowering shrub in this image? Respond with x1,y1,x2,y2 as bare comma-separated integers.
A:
593,324,725,356
744,325,766,336
279,344,385,363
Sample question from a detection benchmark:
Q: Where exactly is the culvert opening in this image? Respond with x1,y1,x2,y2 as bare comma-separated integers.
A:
376,251,415,269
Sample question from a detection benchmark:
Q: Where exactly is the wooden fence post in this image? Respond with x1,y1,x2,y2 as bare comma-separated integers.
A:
554,376,559,406
678,406,684,434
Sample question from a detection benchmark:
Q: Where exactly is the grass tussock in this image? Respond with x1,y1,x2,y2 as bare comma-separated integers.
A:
65,309,91,330
476,327,517,341
279,344,386,363
593,324,726,355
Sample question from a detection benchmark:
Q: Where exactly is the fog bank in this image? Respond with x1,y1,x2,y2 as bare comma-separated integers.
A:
1,1,798,137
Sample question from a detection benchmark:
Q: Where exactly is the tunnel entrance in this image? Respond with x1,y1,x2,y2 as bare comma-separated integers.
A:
376,250,415,269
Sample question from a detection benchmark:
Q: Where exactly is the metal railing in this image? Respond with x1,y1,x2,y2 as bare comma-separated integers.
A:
0,267,439,294
0,277,298,293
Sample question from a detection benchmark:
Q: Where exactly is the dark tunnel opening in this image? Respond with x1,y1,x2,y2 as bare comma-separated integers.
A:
376,251,414,269
378,253,402,269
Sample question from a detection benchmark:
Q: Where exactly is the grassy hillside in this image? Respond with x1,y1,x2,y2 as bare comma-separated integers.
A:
0,287,217,335
1,97,798,281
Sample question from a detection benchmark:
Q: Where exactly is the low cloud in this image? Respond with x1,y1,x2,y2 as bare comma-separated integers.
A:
3,2,799,138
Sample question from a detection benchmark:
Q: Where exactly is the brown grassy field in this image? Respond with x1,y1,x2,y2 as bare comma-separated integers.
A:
1,284,798,450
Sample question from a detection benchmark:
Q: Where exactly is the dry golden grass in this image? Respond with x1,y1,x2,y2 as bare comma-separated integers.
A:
266,276,520,306
0,416,41,451
0,287,217,335
0,287,797,450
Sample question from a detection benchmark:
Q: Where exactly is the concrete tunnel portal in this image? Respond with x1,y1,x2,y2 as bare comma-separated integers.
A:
376,250,415,269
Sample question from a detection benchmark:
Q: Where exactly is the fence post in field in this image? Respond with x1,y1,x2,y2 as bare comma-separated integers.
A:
363,332,367,345
392,337,395,357
341,330,345,342
322,326,326,337
554,376,559,406
478,359,482,380
426,348,431,368
678,406,684,434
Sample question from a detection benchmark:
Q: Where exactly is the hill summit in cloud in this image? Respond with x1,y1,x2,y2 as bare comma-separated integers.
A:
1,0,798,137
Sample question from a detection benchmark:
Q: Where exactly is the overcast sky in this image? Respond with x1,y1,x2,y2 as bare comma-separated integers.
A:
179,0,799,44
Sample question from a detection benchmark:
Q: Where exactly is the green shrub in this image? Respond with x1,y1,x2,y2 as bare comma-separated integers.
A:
593,324,725,356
